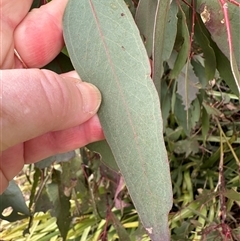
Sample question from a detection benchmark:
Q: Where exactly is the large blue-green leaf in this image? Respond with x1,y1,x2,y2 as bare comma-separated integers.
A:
63,0,172,240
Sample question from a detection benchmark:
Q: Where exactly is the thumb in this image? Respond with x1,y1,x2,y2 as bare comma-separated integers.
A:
1,69,101,151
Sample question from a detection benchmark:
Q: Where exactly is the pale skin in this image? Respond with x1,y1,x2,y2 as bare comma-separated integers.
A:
0,0,105,194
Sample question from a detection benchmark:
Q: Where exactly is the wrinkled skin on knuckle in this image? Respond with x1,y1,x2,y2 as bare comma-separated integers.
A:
36,69,76,130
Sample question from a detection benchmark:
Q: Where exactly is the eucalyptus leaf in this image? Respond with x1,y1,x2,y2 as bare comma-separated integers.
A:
135,0,158,57
63,0,172,239
214,43,239,95
173,138,199,157
169,4,189,80
43,52,74,74
197,1,240,93
0,180,30,222
161,1,178,62
109,211,131,241
160,79,171,130
30,0,41,9
88,140,119,172
194,14,216,81
153,0,173,93
197,1,240,70
201,106,210,145
46,169,71,241
174,96,200,136
224,189,240,202
35,151,76,169
191,55,208,88
176,62,199,110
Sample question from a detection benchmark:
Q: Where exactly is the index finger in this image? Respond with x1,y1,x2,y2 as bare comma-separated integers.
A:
14,0,68,68
1,68,101,151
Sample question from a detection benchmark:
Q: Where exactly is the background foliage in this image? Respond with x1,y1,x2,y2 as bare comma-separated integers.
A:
1,0,240,240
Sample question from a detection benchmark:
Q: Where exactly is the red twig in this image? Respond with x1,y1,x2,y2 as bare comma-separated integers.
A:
214,118,233,240
218,0,240,91
181,0,192,8
218,0,234,55
189,0,196,56
228,0,240,7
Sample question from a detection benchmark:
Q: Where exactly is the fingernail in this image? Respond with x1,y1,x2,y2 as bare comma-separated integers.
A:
77,82,102,113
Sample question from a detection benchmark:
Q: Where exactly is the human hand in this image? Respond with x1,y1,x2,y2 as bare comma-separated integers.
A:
0,0,104,194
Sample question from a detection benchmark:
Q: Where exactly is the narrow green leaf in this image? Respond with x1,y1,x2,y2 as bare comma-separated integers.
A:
160,79,171,130
201,106,210,145
152,0,173,92
174,96,200,136
162,1,178,62
202,101,222,117
46,170,71,241
194,14,216,81
229,49,240,93
224,189,240,202
213,43,239,96
169,5,190,80
35,188,53,213
165,127,182,142
136,0,177,93
63,0,172,240
135,0,158,57
109,211,131,241
29,168,41,209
